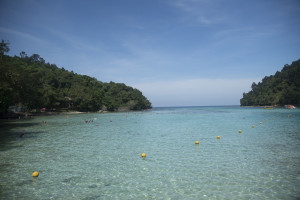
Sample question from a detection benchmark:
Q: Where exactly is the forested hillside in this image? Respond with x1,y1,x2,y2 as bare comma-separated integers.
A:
0,40,151,115
240,59,300,106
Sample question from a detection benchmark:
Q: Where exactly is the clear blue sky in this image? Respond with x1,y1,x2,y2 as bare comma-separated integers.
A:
1,0,300,107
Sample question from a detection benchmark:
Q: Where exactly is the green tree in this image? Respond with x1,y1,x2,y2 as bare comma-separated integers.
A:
0,40,10,56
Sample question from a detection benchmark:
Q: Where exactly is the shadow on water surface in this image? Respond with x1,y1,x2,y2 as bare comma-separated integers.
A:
0,119,44,151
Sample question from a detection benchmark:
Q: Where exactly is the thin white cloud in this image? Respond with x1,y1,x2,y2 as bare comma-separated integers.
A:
0,26,45,44
171,0,226,25
196,16,211,24
44,27,98,51
214,26,281,41
132,78,260,106
83,37,175,82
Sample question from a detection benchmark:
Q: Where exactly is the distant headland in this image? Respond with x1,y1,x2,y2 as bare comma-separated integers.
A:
240,59,300,107
0,40,152,118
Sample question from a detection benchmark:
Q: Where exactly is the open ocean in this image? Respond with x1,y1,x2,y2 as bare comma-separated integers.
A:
0,106,299,199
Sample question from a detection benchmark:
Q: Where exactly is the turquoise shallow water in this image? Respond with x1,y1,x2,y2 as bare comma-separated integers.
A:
0,106,300,199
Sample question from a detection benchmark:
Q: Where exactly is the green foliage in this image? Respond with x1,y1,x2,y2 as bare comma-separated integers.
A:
240,59,300,106
0,40,10,56
0,44,152,115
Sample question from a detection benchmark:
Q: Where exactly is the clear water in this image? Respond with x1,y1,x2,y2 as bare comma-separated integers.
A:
0,106,299,200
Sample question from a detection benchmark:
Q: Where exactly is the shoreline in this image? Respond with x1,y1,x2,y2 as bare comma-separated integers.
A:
240,105,276,108
0,109,152,120
241,105,298,108
0,111,86,119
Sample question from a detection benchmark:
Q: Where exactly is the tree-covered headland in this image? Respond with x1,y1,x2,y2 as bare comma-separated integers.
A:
0,40,152,116
240,59,300,106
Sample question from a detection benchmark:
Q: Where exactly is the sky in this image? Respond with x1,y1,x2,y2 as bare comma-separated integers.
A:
1,0,300,107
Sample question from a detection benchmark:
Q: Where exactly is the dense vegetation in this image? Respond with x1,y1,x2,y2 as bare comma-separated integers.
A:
0,40,151,115
240,59,300,106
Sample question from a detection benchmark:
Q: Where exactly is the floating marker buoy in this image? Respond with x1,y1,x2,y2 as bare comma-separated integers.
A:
266,120,268,122
32,171,39,177
238,130,242,133
260,122,262,124
141,153,146,157
217,136,220,139
252,125,255,128
195,141,199,144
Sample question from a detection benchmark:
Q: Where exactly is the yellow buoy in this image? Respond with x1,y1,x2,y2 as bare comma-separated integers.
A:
32,171,39,177
252,125,255,128
260,122,262,124
217,136,220,139
195,141,199,144
238,130,242,133
266,120,268,122
141,153,146,158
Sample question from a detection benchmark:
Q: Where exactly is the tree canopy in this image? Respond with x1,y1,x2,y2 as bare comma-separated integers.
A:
240,59,300,106
0,41,152,115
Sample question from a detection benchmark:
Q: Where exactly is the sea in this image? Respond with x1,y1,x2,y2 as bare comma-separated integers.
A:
0,106,299,200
